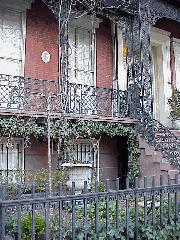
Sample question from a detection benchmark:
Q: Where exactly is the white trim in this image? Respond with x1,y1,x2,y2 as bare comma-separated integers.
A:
61,163,92,167
151,27,171,127
171,37,180,44
171,37,180,91
151,27,171,37
117,28,127,91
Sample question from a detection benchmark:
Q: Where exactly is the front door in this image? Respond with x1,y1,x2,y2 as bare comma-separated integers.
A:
151,28,171,127
67,17,96,114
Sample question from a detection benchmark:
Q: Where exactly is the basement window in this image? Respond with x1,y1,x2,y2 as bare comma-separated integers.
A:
0,138,24,177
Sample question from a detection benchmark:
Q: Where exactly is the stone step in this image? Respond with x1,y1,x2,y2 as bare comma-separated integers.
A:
168,169,179,180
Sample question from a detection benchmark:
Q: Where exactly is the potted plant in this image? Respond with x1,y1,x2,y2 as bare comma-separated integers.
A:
168,87,180,129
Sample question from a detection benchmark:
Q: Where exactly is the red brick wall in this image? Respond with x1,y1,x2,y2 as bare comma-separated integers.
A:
25,1,113,86
25,138,57,171
96,18,113,89
25,0,59,81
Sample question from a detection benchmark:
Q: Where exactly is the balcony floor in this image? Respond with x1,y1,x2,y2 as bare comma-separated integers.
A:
0,108,138,124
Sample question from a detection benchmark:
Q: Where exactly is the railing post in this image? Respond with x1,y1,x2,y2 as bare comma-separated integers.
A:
72,181,75,240
0,184,3,240
152,175,156,227
45,183,49,240
116,178,119,232
135,177,138,240
126,177,130,240
17,184,22,240
168,174,171,223
0,185,5,240
32,184,35,240
175,174,178,223
106,179,110,235
83,181,88,240
95,180,99,234
59,182,63,240
144,176,147,226
160,175,163,229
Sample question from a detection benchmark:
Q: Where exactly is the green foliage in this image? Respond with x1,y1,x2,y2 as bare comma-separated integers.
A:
1,168,68,198
61,198,180,239
0,116,141,186
21,214,45,240
0,168,32,198
34,168,68,191
168,88,180,120
5,216,18,236
98,181,106,192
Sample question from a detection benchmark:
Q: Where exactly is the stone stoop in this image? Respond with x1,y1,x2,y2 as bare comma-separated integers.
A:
138,134,180,187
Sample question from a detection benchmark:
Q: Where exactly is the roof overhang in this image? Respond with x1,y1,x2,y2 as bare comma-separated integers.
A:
0,0,35,11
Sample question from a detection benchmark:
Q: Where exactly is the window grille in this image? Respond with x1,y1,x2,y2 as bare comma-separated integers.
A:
73,141,95,164
0,138,24,178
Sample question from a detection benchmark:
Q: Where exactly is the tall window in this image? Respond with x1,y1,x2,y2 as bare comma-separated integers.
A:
68,17,96,86
0,9,25,109
0,9,24,76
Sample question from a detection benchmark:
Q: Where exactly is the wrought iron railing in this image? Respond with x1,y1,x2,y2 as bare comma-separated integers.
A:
1,75,180,171
67,82,128,117
137,116,180,171
0,74,60,112
0,74,128,117
0,175,179,239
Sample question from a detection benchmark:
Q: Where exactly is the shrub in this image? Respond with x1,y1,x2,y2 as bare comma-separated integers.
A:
21,214,45,240
5,216,18,236
168,88,180,120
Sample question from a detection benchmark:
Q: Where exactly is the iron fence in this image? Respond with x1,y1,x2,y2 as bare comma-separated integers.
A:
0,74,128,118
0,174,180,240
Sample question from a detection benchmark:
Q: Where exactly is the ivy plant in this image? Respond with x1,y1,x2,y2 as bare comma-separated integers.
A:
0,116,141,186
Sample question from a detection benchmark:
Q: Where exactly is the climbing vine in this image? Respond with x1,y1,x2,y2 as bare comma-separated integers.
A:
0,116,141,185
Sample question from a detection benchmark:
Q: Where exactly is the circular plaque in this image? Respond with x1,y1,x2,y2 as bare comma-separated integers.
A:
42,51,50,63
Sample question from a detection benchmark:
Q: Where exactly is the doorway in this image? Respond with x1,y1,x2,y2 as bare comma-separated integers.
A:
117,136,128,189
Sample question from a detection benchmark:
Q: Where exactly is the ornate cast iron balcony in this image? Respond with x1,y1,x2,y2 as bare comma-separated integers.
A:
0,74,128,118
67,82,128,118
